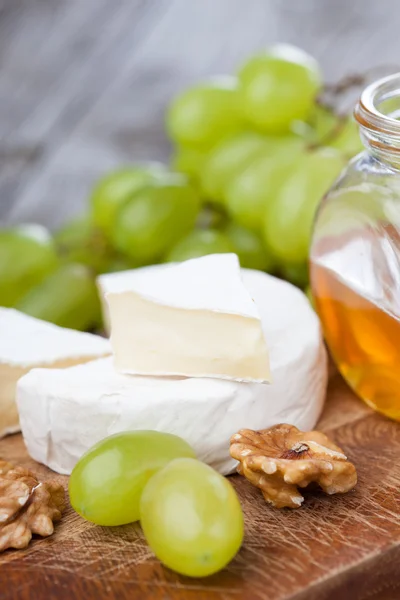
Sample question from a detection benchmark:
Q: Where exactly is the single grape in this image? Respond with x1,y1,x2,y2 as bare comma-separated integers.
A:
290,119,315,140
56,215,93,251
91,164,166,236
201,131,268,202
239,44,321,133
16,263,102,331
225,136,304,231
55,215,110,274
329,117,364,157
172,145,208,183
0,224,58,307
306,105,364,157
166,229,234,262
166,77,242,149
307,103,339,144
69,431,196,526
112,173,201,263
140,458,244,578
263,148,344,265
281,262,309,288
101,256,137,274
226,223,275,271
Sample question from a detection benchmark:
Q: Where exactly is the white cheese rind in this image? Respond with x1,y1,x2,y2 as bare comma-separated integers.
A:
18,269,327,475
0,308,111,438
108,255,260,316
0,308,111,366
106,254,270,382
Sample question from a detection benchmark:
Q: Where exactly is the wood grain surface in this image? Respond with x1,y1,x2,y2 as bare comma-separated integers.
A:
1,3,400,598
1,0,400,229
0,372,399,600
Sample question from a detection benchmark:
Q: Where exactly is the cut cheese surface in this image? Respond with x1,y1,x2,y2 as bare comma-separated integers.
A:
0,308,111,438
105,254,270,382
97,263,168,335
18,269,327,475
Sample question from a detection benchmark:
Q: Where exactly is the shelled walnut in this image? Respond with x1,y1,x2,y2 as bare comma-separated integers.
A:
0,460,65,551
230,424,357,508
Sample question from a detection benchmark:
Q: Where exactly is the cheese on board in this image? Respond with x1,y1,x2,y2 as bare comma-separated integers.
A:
17,269,327,475
105,254,270,382
0,308,111,438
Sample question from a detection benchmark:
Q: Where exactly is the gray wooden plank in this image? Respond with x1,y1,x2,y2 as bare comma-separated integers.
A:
1,0,400,228
0,0,154,219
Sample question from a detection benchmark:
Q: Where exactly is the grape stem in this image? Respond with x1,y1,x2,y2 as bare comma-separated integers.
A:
197,203,228,229
319,64,400,114
311,64,400,149
307,108,347,150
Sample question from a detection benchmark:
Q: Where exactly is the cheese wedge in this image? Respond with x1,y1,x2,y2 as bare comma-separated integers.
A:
18,269,327,475
0,308,111,437
105,254,270,382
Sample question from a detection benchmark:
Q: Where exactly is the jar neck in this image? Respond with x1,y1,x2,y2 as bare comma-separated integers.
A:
355,73,400,171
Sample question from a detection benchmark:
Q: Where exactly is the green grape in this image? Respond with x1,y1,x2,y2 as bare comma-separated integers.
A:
196,205,228,230
166,229,234,262
172,145,208,183
290,118,314,140
55,215,110,274
91,164,166,236
264,148,344,265
316,184,390,238
329,116,364,157
112,173,201,263
140,458,244,578
308,103,338,143
16,263,101,331
226,223,275,271
55,215,92,250
239,44,321,133
201,131,269,202
305,284,315,308
102,256,137,274
0,224,58,307
281,262,309,288
307,105,364,157
166,77,242,149
69,431,196,526
225,136,304,231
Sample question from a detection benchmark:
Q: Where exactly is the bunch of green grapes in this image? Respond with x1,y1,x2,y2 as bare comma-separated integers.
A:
0,44,364,330
167,44,362,286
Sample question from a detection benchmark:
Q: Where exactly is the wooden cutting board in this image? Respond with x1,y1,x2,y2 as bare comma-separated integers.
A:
0,372,399,600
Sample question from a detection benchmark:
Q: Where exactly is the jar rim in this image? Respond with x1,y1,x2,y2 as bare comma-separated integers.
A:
355,73,400,136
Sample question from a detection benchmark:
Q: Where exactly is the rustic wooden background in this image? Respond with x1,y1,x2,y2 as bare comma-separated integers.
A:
1,0,400,230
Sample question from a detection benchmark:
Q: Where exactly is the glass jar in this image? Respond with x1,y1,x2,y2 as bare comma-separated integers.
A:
310,73,400,421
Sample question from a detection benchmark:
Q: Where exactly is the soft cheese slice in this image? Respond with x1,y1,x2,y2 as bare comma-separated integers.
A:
101,261,237,335
18,269,327,475
0,308,111,437
106,254,270,382
97,264,169,335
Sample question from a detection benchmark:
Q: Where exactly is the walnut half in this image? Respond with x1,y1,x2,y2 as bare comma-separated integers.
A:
0,460,65,551
230,424,357,508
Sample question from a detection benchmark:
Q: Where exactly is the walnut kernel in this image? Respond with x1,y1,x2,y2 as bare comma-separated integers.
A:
230,424,357,508
0,460,65,551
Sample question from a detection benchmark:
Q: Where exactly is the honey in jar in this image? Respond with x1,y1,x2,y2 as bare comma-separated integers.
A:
310,73,400,420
